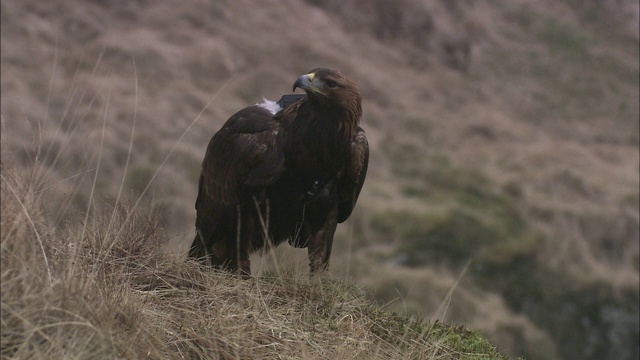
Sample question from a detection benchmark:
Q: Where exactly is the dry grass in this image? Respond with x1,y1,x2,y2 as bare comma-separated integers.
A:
1,157,507,359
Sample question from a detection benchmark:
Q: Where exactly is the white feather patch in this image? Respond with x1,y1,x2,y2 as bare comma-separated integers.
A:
256,98,282,115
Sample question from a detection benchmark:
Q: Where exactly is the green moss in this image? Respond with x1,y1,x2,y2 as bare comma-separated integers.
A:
370,312,509,359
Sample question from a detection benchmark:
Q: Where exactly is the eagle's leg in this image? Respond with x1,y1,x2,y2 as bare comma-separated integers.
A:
224,240,251,278
209,241,228,268
307,215,338,274
190,232,227,269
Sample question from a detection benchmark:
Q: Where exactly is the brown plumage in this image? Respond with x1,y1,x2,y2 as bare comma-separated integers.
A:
189,68,368,276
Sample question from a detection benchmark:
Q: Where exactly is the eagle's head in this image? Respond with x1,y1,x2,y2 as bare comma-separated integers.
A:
293,68,362,124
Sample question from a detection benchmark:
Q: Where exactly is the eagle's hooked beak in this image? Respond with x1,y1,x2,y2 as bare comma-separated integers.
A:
293,72,325,95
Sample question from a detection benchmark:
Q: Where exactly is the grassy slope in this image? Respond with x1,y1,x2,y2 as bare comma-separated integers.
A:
1,163,507,359
1,0,638,359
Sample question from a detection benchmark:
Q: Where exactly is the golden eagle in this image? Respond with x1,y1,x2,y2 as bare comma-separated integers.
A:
189,68,368,276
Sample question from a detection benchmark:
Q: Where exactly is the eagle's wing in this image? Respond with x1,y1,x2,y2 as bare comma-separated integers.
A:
197,106,284,207
337,126,369,223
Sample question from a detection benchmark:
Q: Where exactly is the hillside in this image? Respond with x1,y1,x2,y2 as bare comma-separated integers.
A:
1,0,638,359
2,162,509,359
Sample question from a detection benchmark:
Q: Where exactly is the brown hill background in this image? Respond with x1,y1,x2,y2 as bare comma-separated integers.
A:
2,0,638,359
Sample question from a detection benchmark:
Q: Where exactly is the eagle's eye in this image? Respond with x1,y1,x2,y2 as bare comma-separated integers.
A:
325,80,338,90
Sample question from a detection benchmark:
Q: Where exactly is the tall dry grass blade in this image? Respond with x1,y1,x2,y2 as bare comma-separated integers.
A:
433,259,472,322
74,89,111,284
40,49,85,177
343,218,355,278
394,287,409,315
253,197,284,278
38,170,93,194
0,174,53,286
114,74,236,240
35,37,59,180
107,57,139,238
45,48,107,225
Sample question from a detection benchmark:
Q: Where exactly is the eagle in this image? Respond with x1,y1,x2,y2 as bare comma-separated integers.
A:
189,68,368,276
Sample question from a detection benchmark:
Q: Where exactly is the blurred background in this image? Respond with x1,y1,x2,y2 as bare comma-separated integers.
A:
1,1,638,359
